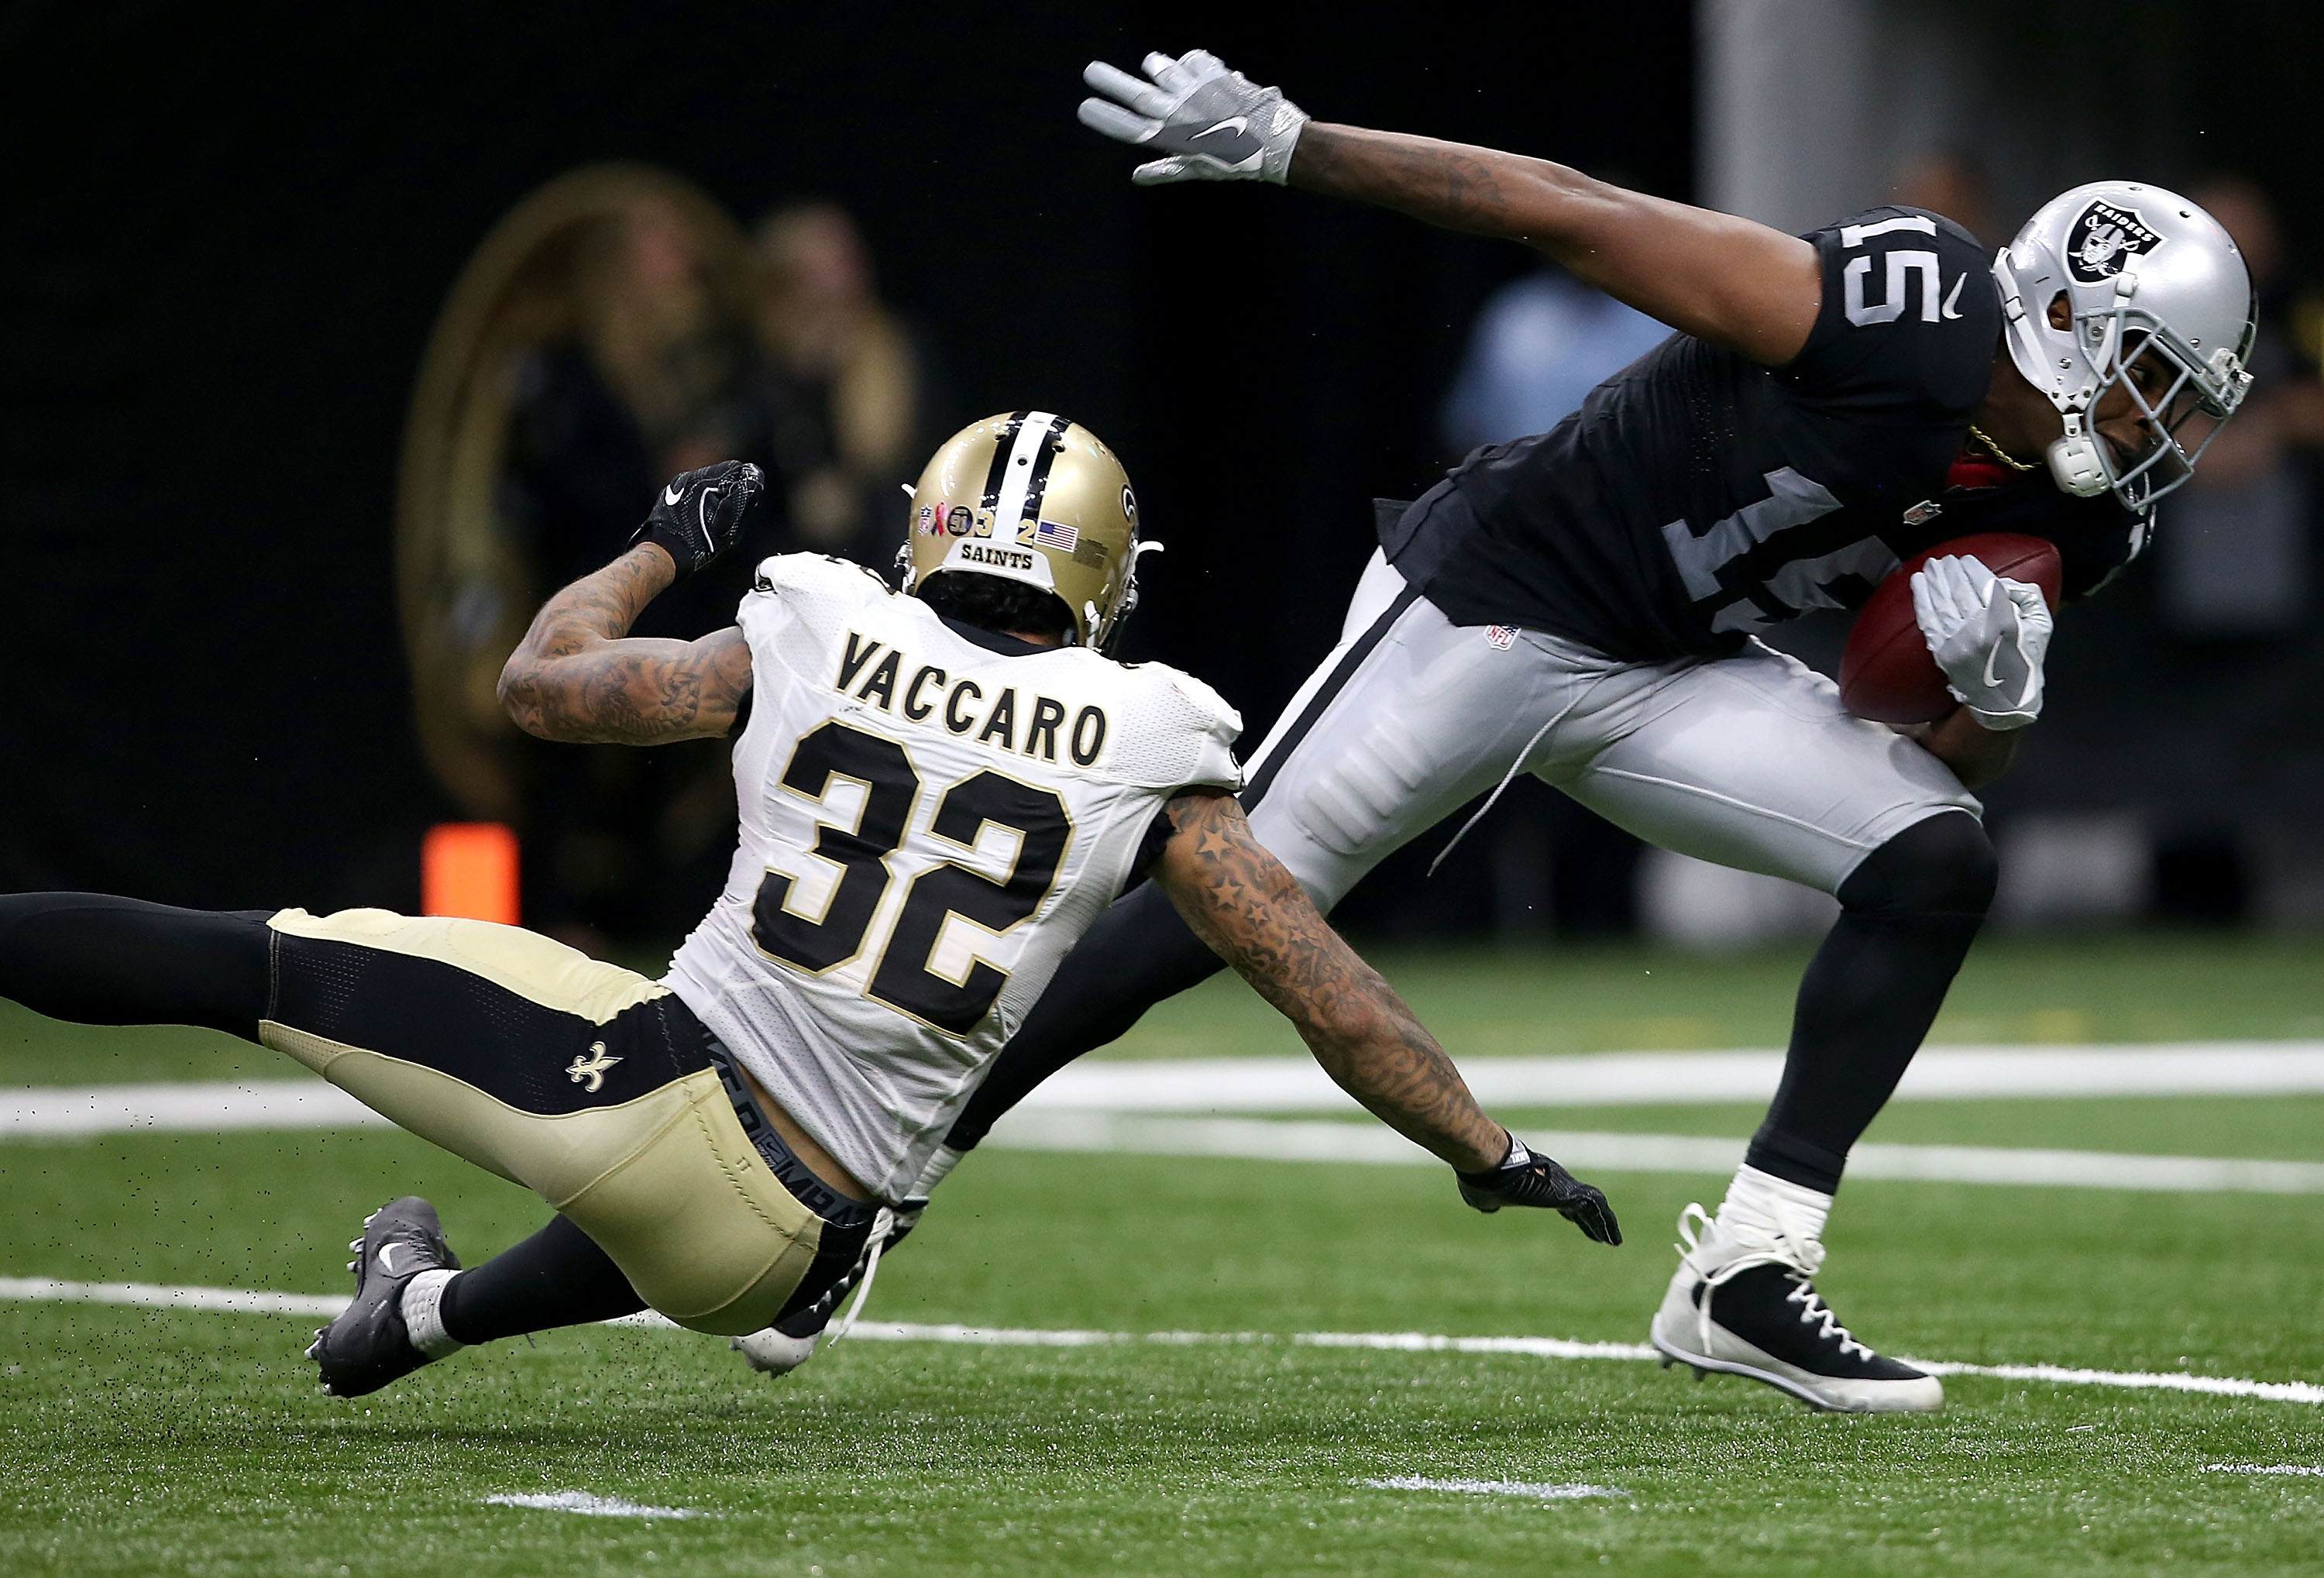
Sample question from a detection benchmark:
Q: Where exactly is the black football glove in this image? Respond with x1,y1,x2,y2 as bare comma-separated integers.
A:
629,460,764,581
1456,1135,1622,1246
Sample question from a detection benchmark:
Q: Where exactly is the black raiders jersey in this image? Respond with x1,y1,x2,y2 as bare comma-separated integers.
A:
1382,207,2151,661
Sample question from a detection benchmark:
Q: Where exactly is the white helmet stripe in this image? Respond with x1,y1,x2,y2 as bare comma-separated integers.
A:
990,411,1064,533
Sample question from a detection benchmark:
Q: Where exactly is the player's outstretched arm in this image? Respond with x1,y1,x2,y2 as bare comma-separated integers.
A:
498,546,751,744
1078,51,1820,366
1148,789,1620,1243
497,462,761,745
1291,126,1820,364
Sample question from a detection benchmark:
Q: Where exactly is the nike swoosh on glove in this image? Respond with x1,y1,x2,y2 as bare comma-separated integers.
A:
1456,1136,1623,1245
1078,49,1308,186
1909,553,2054,731
629,460,765,581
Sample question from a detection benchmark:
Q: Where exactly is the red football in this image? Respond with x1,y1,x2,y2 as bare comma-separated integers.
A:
1838,532,2063,724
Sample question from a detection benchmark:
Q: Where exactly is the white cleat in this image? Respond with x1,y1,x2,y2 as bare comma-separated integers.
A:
1648,1204,1942,1415
730,1326,820,1377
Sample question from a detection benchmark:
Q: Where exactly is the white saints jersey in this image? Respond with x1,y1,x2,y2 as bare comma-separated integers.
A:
666,554,1242,1202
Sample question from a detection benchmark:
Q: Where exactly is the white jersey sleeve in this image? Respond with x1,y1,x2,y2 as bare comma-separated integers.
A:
665,554,1241,1201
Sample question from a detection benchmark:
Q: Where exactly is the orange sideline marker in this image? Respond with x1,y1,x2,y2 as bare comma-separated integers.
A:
423,823,520,926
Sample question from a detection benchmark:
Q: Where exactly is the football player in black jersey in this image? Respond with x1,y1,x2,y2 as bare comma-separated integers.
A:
802,50,2263,1415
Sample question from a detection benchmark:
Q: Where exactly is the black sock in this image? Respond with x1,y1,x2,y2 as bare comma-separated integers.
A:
438,1214,646,1345
945,879,1224,1150
1745,811,1998,1194
0,892,273,1040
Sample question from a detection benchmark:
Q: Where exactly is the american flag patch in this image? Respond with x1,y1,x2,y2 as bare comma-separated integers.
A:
1031,519,1079,553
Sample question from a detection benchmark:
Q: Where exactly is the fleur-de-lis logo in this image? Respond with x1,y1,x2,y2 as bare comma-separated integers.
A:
566,1041,622,1094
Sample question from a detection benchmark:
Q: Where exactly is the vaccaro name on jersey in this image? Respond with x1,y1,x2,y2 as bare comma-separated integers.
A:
833,630,1109,766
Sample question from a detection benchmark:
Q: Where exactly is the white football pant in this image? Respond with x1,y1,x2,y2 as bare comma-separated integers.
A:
1239,552,1978,909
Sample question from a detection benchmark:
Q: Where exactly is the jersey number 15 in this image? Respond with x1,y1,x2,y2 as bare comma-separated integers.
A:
751,720,1072,1033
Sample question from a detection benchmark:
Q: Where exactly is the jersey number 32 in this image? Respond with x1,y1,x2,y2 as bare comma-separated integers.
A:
751,720,1071,1033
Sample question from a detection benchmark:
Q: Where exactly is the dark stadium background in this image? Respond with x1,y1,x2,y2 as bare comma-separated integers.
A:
4,0,2319,939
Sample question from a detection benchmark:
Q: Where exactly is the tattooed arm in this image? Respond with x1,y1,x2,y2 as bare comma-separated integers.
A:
1287,125,1821,366
497,543,752,744
1147,788,1509,1172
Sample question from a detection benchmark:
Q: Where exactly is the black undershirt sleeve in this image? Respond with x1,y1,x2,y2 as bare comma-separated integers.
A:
1121,801,1179,893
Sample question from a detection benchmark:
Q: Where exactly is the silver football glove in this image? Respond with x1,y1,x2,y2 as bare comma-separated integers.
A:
1910,554,2054,731
1078,50,1308,186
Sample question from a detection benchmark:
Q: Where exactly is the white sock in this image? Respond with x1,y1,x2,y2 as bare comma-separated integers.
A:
1714,1164,1834,1246
399,1268,465,1360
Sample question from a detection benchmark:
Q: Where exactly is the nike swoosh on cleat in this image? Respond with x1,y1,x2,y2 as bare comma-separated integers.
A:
376,1243,403,1277
1191,115,1248,141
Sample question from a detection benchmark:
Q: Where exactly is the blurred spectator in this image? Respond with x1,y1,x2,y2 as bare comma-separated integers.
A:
1889,149,1997,246
504,196,750,602
2156,175,2324,638
1439,264,1671,455
497,194,761,947
745,202,945,569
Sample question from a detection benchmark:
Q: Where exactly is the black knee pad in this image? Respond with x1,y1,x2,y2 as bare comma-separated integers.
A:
1838,811,1998,919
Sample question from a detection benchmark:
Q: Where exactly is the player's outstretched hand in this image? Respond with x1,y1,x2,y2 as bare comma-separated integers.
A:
629,460,764,582
1910,553,2053,731
1456,1136,1622,1246
1078,50,1308,186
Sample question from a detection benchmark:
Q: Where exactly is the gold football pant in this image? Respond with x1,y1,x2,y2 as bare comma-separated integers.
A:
260,906,844,1336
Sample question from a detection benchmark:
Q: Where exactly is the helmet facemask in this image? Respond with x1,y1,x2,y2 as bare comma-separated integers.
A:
2048,295,2251,507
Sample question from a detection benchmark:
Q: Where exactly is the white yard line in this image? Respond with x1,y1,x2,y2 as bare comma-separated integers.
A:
13,1043,2324,1142
0,1082,383,1137
5,1275,2319,1407
2205,1463,2324,1476
1362,1477,1628,1500
0,1275,343,1317
985,1112,2324,1194
10,1080,2324,1193
484,1491,711,1518
1017,1044,2324,1113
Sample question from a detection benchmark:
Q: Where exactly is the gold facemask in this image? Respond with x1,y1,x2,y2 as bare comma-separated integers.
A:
898,411,1143,648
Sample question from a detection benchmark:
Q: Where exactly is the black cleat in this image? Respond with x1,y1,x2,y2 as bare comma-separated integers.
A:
308,1196,460,1398
1648,1204,1941,1414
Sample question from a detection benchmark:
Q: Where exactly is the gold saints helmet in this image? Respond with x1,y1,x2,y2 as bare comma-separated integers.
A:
899,411,1146,648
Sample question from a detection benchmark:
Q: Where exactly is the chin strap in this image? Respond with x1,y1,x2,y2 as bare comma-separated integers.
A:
1994,246,2113,500
2046,423,2112,497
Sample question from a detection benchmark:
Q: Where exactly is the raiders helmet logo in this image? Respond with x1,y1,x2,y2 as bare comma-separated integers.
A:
2066,201,2164,285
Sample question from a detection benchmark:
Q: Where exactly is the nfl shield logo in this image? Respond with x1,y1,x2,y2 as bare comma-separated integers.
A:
1485,625,1517,651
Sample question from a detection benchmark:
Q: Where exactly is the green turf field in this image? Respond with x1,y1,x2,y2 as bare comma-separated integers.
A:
5,934,2324,1574
12,930,2323,1087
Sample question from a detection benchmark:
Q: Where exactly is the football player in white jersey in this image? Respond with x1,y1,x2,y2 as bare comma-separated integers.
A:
0,418,1618,1401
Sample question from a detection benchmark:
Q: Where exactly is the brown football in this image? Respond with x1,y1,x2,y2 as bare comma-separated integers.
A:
1838,532,2063,725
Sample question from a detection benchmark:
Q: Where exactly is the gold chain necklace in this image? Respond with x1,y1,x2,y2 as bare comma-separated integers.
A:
1966,423,2037,473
